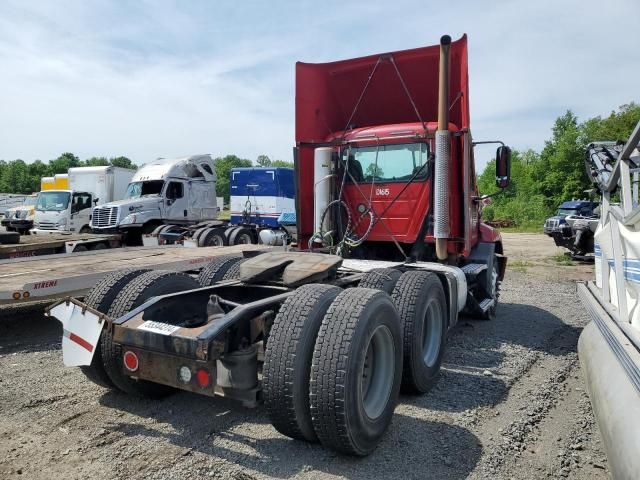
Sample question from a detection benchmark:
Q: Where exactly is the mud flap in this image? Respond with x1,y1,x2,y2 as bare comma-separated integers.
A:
49,301,105,367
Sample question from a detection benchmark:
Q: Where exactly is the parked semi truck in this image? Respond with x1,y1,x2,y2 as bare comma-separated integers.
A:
94,156,296,247
32,166,135,235
578,121,640,478
49,35,510,456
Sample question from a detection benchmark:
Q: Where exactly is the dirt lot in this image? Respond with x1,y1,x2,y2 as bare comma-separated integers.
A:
0,233,610,479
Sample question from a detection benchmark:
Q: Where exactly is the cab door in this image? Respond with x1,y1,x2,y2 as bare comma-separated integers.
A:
70,192,92,232
163,180,189,222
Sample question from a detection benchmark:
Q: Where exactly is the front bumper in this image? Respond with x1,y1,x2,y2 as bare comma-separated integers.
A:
9,219,33,230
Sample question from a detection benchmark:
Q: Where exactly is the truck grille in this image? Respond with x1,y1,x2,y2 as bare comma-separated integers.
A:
545,218,559,230
38,221,57,230
92,206,119,228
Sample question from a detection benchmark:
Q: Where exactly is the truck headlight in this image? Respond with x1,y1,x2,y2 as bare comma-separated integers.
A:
57,218,67,227
120,214,137,225
33,221,40,228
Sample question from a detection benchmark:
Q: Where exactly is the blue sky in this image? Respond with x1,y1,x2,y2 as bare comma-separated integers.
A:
0,0,638,172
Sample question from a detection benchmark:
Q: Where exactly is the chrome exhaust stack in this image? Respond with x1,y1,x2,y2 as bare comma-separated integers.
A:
434,35,451,261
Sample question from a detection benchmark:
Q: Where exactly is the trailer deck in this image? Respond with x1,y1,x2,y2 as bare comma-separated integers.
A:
0,244,269,306
0,233,122,260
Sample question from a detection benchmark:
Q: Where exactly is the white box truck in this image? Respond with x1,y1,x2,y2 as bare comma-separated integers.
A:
32,166,135,235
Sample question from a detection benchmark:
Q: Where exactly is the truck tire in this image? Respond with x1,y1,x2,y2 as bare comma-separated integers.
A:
358,268,402,294
199,227,227,247
264,284,342,442
224,227,239,244
310,288,402,456
192,227,208,244
0,231,20,244
150,224,165,236
391,271,447,394
221,258,246,280
478,256,500,320
101,270,200,397
198,255,243,286
229,227,254,245
80,269,151,388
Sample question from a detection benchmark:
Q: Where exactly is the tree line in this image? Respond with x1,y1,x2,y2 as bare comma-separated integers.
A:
0,152,292,202
477,103,640,228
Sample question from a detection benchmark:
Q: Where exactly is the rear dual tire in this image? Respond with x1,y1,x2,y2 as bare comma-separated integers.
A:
392,271,447,393
264,286,403,456
310,288,403,456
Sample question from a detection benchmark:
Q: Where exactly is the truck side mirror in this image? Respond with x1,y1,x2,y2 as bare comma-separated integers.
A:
496,146,511,189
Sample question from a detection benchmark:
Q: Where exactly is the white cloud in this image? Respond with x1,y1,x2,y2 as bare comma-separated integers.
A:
0,0,638,172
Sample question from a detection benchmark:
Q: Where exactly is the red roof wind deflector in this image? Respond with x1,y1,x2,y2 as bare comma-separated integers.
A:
295,34,469,144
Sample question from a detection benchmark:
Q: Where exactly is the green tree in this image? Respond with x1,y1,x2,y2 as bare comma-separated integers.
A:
49,152,81,174
109,156,136,169
84,156,110,166
256,154,272,167
271,159,294,168
214,154,252,203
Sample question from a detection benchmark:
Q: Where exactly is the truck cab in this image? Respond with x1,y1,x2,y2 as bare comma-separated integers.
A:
33,166,135,235
32,190,94,233
543,200,598,235
91,155,218,240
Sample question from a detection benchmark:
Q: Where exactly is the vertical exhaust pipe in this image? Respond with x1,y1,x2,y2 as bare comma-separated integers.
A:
434,35,451,261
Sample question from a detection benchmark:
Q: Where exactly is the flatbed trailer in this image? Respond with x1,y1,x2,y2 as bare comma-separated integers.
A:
0,233,123,260
0,243,269,306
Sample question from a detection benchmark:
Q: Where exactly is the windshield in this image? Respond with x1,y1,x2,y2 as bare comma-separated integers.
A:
557,208,579,216
125,181,164,199
342,143,430,183
35,191,70,212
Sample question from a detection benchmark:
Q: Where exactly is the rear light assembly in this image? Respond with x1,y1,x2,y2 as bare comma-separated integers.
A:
196,368,211,388
123,351,139,372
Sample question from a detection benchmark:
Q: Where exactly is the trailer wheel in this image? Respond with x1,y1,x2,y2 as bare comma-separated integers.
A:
358,268,402,294
391,271,447,394
310,288,402,456
264,284,342,442
229,227,254,245
199,227,227,247
80,268,151,388
198,255,243,286
73,245,88,252
101,270,201,397
92,242,108,250
0,231,20,244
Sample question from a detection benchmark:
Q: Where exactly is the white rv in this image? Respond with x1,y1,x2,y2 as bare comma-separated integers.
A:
32,166,135,234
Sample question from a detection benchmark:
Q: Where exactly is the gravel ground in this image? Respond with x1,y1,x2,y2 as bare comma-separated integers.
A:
0,234,610,479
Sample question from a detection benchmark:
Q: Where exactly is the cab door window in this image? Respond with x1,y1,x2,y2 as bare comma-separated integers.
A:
71,193,92,213
166,182,184,200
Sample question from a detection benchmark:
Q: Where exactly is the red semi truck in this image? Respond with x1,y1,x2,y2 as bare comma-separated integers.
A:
48,35,511,456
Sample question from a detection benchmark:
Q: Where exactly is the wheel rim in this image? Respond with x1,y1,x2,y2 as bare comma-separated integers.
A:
212,235,225,246
237,233,252,244
360,325,395,419
422,300,443,367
